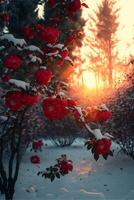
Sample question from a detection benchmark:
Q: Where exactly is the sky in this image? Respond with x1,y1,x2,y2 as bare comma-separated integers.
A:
82,0,134,59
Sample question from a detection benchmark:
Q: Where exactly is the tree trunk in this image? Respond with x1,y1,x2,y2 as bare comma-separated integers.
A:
108,40,113,88
0,109,28,200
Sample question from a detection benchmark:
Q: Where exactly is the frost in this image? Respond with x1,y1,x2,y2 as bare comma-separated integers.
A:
24,45,43,54
0,34,26,47
9,79,30,90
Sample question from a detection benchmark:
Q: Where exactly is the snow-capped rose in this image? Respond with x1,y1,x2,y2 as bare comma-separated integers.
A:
4,55,22,70
42,97,68,120
37,26,60,44
5,91,24,112
30,155,40,164
95,138,111,155
35,69,52,85
23,26,34,40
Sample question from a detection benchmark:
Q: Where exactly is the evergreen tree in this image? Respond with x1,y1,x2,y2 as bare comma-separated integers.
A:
86,0,119,87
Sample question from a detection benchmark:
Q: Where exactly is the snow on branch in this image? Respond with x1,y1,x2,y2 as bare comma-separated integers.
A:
65,56,73,65
46,51,59,57
24,45,43,54
29,55,42,63
0,34,26,47
9,79,30,90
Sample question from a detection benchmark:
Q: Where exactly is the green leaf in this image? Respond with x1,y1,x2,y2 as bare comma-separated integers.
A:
109,151,114,157
94,154,99,161
87,144,92,150
55,173,60,179
50,174,55,182
91,147,95,154
85,141,89,146
103,154,108,160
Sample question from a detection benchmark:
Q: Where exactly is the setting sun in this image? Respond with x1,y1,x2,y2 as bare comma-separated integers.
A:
68,0,134,103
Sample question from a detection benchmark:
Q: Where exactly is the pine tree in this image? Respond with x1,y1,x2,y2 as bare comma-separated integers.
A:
87,0,119,88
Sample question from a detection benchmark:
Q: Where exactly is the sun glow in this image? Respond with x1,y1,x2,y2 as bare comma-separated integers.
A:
68,0,134,105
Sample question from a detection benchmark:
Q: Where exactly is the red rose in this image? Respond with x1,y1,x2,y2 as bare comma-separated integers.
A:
60,161,73,173
72,110,80,119
60,50,69,58
37,26,60,44
1,13,9,22
96,138,111,155
67,99,76,107
1,75,11,82
23,26,34,40
38,140,43,147
48,0,56,8
32,140,43,150
85,111,97,123
69,0,81,13
5,91,24,112
96,111,112,123
22,93,39,106
4,55,22,70
56,59,64,67
32,141,40,150
35,23,45,32
42,97,68,120
35,69,52,85
30,155,40,164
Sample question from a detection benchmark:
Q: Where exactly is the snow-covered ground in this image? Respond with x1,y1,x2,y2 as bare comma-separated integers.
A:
1,139,134,200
